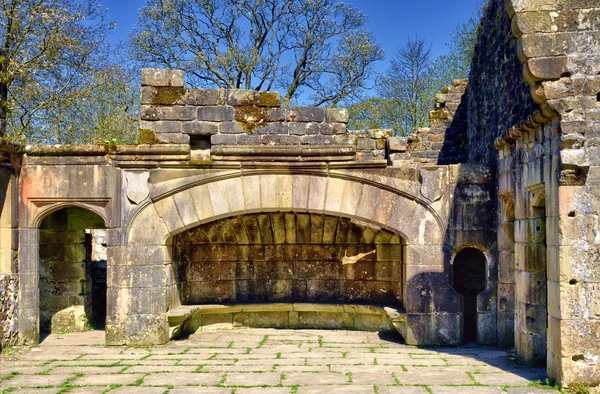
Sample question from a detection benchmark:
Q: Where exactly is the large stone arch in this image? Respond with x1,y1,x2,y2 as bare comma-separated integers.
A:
126,174,444,247
108,173,460,346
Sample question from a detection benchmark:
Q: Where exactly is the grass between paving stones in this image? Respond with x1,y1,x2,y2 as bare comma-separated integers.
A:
35,359,56,367
0,371,20,384
258,335,269,348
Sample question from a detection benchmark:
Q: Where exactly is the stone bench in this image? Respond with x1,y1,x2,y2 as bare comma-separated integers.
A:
167,303,407,340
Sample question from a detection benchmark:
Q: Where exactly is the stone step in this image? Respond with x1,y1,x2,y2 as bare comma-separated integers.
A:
166,303,406,341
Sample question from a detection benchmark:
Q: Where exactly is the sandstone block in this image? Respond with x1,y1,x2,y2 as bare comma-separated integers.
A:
140,120,182,134
154,133,190,144
141,68,184,87
219,121,245,134
287,108,325,122
325,108,349,123
182,121,219,135
210,134,237,145
186,88,226,106
357,138,376,151
197,106,234,122
322,122,347,135
227,89,281,107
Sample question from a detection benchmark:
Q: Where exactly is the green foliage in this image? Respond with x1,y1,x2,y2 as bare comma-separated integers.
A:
429,0,485,92
129,0,384,107
567,383,591,394
347,98,402,134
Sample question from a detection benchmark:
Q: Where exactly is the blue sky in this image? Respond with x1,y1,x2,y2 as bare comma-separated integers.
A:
101,0,481,75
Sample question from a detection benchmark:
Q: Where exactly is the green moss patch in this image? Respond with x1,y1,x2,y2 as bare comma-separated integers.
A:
152,87,187,105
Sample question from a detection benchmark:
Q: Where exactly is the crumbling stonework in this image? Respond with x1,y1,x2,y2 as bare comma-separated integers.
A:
0,274,18,349
387,79,467,165
0,0,599,388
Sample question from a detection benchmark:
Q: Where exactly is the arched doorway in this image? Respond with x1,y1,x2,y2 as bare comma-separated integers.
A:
452,247,487,343
39,207,106,334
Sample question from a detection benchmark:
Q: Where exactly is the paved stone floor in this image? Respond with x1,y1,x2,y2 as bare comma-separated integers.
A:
0,329,559,394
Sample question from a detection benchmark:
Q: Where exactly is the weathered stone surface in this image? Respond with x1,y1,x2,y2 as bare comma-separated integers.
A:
141,68,184,87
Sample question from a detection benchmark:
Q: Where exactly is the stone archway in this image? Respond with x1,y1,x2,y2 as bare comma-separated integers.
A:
111,173,460,346
18,206,108,344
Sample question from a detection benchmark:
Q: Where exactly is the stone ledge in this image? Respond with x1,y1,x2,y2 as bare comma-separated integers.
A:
167,303,405,340
211,145,357,162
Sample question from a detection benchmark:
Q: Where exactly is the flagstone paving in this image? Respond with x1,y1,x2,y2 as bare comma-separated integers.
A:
0,329,559,393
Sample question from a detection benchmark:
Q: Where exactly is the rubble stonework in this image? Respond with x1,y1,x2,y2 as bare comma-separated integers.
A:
0,0,599,388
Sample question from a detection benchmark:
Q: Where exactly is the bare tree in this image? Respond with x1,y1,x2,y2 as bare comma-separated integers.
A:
129,0,383,107
378,38,434,135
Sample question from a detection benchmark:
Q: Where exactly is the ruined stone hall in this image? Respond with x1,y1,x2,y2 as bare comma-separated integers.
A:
1,0,599,387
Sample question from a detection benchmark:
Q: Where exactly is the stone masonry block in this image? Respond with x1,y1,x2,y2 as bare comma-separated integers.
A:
227,90,281,107
322,123,347,135
186,88,226,106
140,105,196,120
405,313,461,346
154,133,190,144
141,68,184,87
388,137,408,152
140,120,182,134
128,205,170,245
210,134,237,145
286,108,325,122
357,138,376,151
219,122,245,134
182,121,219,136
197,106,234,122
325,108,349,123
188,184,215,223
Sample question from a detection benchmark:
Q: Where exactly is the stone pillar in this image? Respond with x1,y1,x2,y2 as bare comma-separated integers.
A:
497,156,516,348
105,233,172,346
404,244,462,346
18,227,39,344
514,179,547,366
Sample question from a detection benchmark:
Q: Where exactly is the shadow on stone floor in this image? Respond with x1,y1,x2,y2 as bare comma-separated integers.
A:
376,331,548,383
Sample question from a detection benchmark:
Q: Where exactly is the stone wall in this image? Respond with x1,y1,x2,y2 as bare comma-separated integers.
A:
139,69,351,153
481,0,600,385
0,274,18,349
0,162,18,350
388,80,467,165
465,0,540,166
173,213,403,305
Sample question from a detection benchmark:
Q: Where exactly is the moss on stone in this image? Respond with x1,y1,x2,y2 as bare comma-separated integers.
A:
234,106,269,134
139,129,158,144
257,92,281,107
188,158,214,165
429,109,451,121
152,87,187,105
